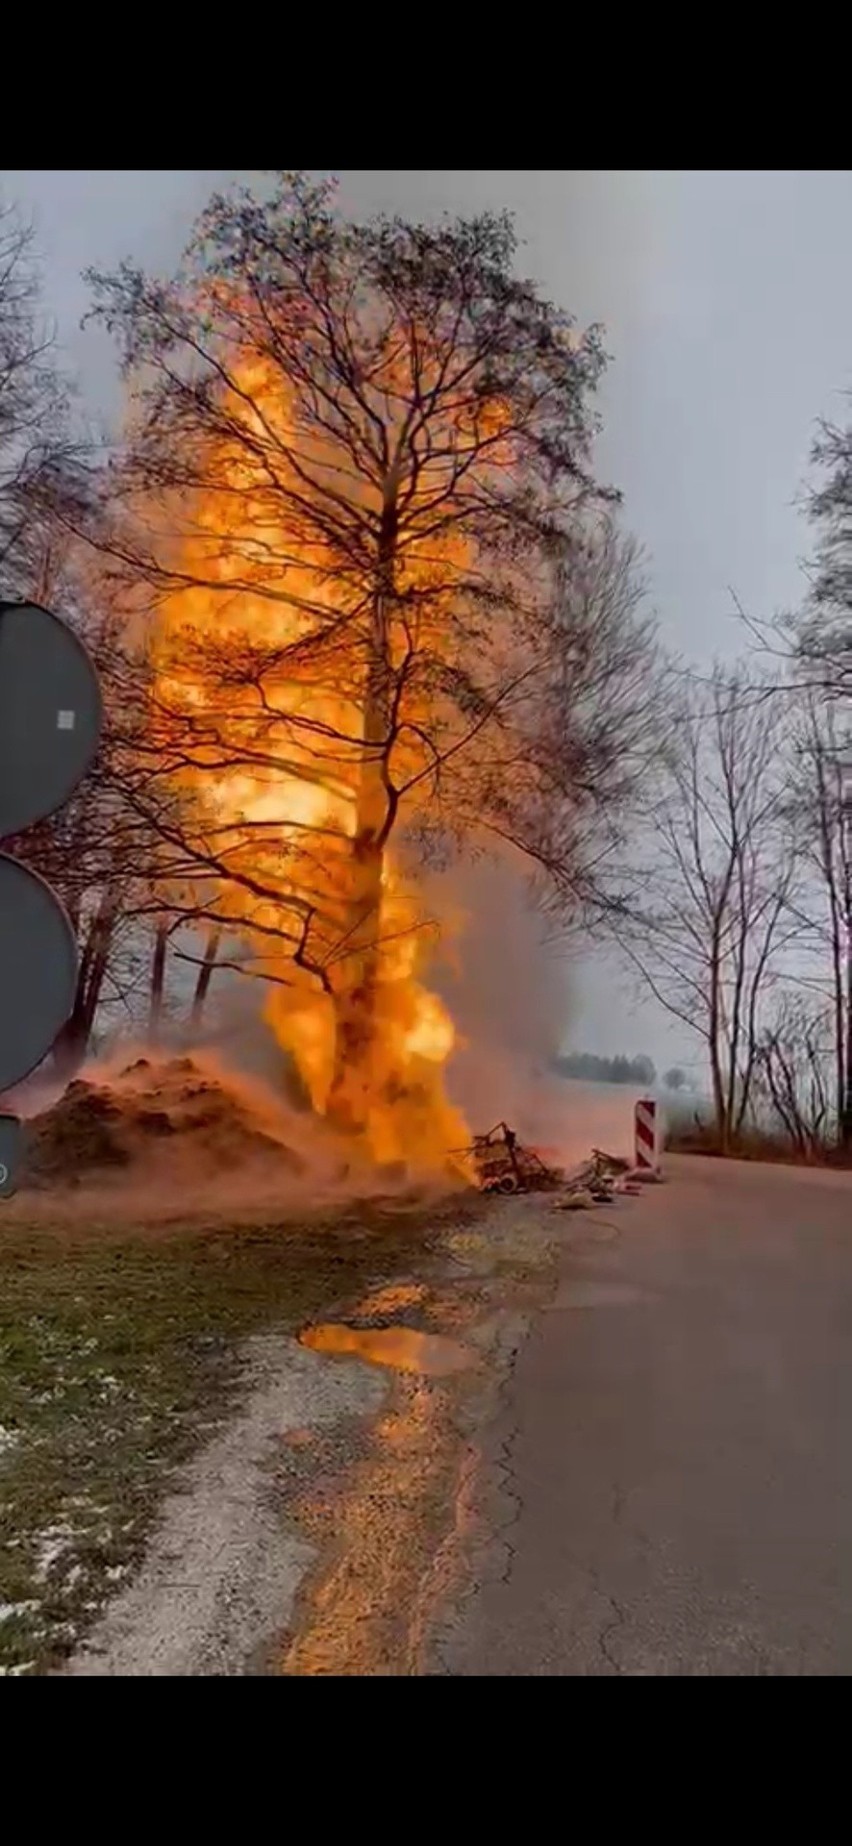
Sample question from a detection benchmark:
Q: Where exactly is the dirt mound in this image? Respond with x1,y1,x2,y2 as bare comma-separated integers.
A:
23,1054,305,1191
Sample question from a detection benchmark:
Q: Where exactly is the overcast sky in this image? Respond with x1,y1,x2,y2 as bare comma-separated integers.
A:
5,170,852,1073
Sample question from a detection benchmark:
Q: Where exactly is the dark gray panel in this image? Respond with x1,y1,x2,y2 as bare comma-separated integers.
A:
0,1115,22,1197
0,854,78,1089
0,601,103,840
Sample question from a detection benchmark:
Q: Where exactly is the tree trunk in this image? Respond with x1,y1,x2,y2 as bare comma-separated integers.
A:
190,927,222,1031
708,937,730,1152
843,848,852,1149
148,920,169,1042
827,829,845,1138
52,893,117,1076
53,1000,90,1080
813,741,847,1141
326,494,397,1136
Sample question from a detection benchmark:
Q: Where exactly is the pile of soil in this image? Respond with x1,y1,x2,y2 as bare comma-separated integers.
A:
23,1054,305,1191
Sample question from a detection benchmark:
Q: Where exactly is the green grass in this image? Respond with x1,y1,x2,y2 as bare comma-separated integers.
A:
0,1197,470,1675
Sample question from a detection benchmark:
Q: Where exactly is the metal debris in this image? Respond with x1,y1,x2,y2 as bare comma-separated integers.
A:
457,1122,564,1196
556,1148,630,1206
459,1128,641,1209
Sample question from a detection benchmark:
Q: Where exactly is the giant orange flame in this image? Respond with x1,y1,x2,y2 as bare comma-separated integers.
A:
151,348,475,1170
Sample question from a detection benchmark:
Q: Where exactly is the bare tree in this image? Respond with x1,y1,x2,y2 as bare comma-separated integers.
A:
793,416,852,703
754,996,835,1158
786,691,852,1145
621,667,802,1152
749,417,852,1145
0,196,200,1076
189,927,222,1030
0,199,84,601
730,412,852,1146
2,539,187,1071
0,198,121,1072
81,172,659,1141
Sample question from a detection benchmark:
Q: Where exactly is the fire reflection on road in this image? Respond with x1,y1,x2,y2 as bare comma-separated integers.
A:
300,1321,477,1376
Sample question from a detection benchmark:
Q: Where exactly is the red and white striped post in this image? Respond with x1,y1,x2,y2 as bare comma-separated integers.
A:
634,1096,659,1175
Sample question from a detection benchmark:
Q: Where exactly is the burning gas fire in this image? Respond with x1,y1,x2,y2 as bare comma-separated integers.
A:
151,349,473,1170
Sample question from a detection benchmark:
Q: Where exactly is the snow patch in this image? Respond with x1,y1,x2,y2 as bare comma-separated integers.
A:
33,1525,76,1581
0,1600,40,1623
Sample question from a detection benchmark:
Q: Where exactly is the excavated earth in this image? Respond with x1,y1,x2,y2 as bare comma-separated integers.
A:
21,1054,304,1192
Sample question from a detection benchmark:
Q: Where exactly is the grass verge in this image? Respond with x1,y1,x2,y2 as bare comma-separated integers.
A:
666,1124,852,1167
0,1194,472,1676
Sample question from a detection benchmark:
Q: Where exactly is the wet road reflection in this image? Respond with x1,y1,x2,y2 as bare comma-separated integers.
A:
300,1322,476,1377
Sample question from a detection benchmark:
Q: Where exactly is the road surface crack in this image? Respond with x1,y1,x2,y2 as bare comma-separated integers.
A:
598,1592,627,1674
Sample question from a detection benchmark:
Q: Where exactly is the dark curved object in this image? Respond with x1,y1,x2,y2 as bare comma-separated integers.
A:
0,1114,22,1197
0,601,103,839
0,854,79,1091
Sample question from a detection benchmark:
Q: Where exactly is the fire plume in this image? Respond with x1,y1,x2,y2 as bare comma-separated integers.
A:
150,348,474,1171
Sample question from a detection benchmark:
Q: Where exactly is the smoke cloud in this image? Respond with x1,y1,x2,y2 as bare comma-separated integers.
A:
430,857,638,1167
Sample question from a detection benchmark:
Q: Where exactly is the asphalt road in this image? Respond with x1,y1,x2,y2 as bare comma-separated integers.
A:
430,1155,852,1676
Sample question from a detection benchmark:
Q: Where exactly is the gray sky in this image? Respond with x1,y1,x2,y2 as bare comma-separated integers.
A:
6,169,852,1073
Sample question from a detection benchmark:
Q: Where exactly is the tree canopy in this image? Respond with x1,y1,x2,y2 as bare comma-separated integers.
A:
81,173,659,1157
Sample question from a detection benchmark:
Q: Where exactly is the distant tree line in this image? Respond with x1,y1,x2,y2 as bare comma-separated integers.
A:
551,1051,657,1087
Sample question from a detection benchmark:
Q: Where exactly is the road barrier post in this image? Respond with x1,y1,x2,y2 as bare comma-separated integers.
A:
634,1096,659,1176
